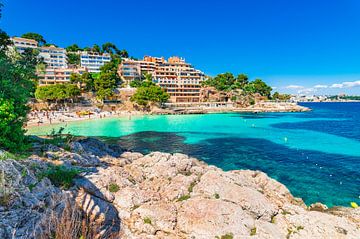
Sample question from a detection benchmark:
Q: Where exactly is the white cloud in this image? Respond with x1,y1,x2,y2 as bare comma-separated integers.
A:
297,88,317,94
330,80,360,89
285,85,304,89
271,86,277,90
314,84,328,89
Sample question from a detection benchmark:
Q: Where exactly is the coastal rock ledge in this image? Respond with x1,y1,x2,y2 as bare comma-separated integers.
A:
0,138,359,238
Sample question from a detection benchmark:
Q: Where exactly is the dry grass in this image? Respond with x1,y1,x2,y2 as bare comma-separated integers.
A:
39,197,119,239
0,166,15,207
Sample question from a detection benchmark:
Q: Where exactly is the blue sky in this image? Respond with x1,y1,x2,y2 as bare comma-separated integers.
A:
1,0,360,95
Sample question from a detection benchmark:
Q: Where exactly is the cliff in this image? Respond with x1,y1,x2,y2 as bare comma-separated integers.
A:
0,138,358,238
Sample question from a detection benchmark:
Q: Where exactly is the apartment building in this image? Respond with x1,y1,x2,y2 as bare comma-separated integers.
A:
10,37,38,53
10,37,67,69
80,52,111,73
118,59,141,85
154,56,206,103
38,67,87,85
119,56,206,102
39,45,67,69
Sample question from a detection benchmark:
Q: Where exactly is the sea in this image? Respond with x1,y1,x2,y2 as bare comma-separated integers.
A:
28,102,360,207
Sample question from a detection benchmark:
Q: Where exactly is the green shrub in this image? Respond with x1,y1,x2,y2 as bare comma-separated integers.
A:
131,205,140,211
271,215,276,223
143,217,152,225
188,181,196,193
0,193,11,206
216,233,233,239
214,193,220,199
40,166,80,189
250,227,257,236
177,194,190,202
108,182,120,193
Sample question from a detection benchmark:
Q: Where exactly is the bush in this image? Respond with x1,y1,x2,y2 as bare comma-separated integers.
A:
216,233,233,239
40,166,80,189
177,194,190,202
143,217,152,225
250,227,257,236
108,182,120,193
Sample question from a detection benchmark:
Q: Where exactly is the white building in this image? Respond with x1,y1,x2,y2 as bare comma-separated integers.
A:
10,37,38,53
39,45,67,69
80,52,111,73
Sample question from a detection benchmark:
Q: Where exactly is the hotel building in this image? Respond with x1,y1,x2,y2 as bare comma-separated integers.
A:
10,38,67,69
10,37,38,53
118,59,141,84
39,45,67,69
80,52,111,73
119,56,206,102
38,67,87,85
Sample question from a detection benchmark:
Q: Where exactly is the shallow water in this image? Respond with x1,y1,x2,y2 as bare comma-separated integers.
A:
28,102,360,207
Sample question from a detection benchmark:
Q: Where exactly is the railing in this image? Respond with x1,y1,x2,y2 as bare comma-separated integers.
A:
163,102,235,109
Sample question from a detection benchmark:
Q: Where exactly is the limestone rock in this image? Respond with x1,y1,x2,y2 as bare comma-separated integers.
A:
2,138,359,238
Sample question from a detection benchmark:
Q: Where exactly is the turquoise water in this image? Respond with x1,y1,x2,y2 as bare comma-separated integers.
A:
28,103,360,207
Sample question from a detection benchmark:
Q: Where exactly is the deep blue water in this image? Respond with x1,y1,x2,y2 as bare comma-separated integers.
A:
28,102,360,207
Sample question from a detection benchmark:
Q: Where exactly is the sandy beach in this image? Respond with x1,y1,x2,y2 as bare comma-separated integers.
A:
26,102,310,128
26,110,145,128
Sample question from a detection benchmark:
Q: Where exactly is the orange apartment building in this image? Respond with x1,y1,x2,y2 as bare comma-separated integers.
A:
119,56,206,102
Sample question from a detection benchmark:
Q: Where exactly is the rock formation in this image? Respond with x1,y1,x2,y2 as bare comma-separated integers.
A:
0,138,358,238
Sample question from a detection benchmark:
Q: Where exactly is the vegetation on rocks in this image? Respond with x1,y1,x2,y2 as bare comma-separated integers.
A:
143,217,152,225
250,227,257,236
177,194,191,202
108,182,120,193
202,72,273,100
216,233,234,239
39,166,80,189
272,91,291,101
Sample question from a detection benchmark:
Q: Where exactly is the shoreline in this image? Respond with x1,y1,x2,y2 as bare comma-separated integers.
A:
26,102,311,128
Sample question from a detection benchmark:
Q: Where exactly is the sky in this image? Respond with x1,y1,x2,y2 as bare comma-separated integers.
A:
1,0,360,95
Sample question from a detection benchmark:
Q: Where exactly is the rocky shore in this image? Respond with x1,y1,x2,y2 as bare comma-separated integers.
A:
1,137,358,239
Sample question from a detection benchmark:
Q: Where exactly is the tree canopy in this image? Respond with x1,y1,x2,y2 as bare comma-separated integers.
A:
130,73,152,88
35,84,80,101
66,44,82,52
21,32,46,46
203,73,272,98
70,72,96,92
0,25,38,151
272,92,291,101
243,79,272,98
66,53,80,65
130,74,169,106
203,73,250,92
94,60,122,100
